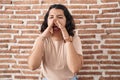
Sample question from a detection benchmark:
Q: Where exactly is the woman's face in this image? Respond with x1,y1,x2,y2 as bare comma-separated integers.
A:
48,8,66,31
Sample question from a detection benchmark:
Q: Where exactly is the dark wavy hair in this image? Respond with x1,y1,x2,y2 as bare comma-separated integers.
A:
40,4,75,36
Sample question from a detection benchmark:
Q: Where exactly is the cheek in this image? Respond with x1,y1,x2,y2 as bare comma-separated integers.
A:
48,19,52,25
60,20,66,27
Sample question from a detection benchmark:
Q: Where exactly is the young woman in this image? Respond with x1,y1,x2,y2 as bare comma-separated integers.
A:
28,4,83,80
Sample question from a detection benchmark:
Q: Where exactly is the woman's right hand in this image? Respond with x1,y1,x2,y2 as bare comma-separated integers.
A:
41,19,54,38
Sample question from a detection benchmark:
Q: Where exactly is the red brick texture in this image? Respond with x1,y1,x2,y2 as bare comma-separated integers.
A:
0,0,120,80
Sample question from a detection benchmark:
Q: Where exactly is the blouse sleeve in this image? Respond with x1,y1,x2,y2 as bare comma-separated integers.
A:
72,35,83,56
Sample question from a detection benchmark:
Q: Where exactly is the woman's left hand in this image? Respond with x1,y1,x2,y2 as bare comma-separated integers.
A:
54,20,71,42
54,20,66,31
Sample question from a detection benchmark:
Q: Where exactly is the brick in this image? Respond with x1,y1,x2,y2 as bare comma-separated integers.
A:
102,24,120,28
85,19,111,23
105,40,120,44
84,61,100,65
0,60,16,63
112,56,120,59
101,66,120,70
73,15,93,19
0,25,11,28
102,8,120,14
101,34,120,39
0,75,11,78
82,46,92,49
27,20,43,24
90,3,118,9
0,34,11,38
22,70,40,74
32,5,49,9
72,10,99,14
12,0,39,4
67,5,87,9
78,77,93,80
78,29,104,34
101,0,120,3
0,15,9,19
18,61,27,64
0,11,13,14
96,14,120,19
108,50,120,54
84,55,94,59
0,44,8,48
0,30,18,33
114,19,120,23
100,61,120,65
22,30,39,34
82,40,100,44
13,25,38,29
5,6,30,10
79,35,95,39
83,50,103,54
0,0,11,4
11,15,36,19
0,6,2,9
0,70,20,73
70,0,97,4
101,45,120,49
0,55,12,58
15,75,38,79
40,0,66,4
81,66,91,70
21,50,31,54
106,29,120,34
12,65,28,69
14,55,28,59
92,66,99,70
18,40,34,44
16,10,41,14
0,50,19,54
0,20,23,24
99,77,120,80
97,55,108,59
93,45,99,49
78,71,102,75
0,39,16,43
38,15,44,19
105,71,120,75
14,35,38,39
74,20,81,24
11,45,32,49
76,24,97,29
0,65,9,68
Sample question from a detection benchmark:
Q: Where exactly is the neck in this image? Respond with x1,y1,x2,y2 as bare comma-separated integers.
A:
51,32,63,41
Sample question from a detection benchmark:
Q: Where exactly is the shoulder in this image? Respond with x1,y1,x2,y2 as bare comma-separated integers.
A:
72,35,81,42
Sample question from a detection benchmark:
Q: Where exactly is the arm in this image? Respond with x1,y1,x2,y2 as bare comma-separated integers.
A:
60,28,83,73
55,20,83,73
65,41,83,74
28,18,54,70
28,36,45,70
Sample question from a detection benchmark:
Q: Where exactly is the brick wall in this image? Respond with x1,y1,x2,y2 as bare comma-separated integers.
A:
0,0,120,80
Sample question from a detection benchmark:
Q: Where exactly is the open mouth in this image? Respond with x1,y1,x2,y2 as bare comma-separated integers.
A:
52,25,60,31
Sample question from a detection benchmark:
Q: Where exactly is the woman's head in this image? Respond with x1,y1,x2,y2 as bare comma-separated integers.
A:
40,4,75,36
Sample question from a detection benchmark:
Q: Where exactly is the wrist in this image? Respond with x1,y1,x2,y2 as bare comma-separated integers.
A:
39,35,46,41
61,27,66,31
64,36,73,43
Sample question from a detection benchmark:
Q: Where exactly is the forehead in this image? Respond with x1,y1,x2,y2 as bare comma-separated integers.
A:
49,8,64,15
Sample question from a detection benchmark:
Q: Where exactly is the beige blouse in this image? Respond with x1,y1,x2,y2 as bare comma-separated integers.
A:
40,35,83,80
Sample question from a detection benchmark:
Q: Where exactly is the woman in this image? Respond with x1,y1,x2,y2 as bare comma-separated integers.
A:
28,4,83,80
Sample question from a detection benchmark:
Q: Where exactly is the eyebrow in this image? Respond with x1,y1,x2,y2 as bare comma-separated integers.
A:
49,15,64,16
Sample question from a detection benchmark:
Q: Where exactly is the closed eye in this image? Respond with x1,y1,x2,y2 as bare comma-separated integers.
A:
48,16,53,19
